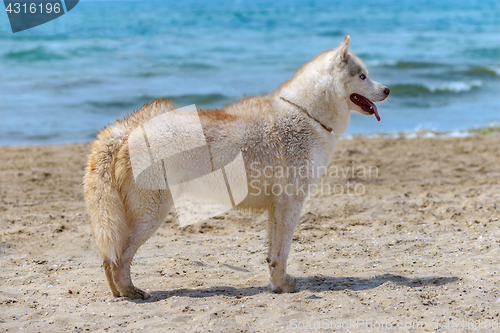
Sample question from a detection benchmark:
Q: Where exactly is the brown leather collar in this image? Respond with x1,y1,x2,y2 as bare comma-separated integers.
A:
279,97,333,133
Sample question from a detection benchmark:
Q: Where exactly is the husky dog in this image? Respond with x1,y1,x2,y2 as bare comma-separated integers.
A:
83,36,390,299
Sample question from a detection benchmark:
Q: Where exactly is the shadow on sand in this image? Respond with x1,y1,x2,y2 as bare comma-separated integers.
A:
133,273,458,303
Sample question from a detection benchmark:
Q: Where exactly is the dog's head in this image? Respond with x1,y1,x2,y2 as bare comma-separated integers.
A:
276,36,389,134
332,36,390,121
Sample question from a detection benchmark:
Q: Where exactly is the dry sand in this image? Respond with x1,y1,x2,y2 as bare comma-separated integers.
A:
1,134,500,332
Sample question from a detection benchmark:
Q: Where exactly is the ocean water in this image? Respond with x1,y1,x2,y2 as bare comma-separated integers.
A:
0,0,499,145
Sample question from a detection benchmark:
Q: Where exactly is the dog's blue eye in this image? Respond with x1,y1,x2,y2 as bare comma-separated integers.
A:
360,74,366,80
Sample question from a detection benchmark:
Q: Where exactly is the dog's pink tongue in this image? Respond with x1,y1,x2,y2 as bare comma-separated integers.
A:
366,100,380,122
373,106,381,122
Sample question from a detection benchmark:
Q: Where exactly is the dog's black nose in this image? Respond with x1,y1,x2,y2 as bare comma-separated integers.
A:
384,87,390,96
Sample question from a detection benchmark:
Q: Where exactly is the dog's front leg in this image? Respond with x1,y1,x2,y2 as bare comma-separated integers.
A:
267,197,304,293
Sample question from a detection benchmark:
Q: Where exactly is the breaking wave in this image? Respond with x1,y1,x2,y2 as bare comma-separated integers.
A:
342,124,500,141
390,80,483,95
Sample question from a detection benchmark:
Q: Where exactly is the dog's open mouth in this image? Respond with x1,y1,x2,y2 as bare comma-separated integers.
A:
350,94,380,121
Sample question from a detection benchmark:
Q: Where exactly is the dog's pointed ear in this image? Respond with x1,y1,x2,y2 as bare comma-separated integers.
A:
337,35,350,63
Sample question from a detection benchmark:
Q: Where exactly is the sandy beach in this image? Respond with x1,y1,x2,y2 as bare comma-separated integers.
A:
1,133,500,332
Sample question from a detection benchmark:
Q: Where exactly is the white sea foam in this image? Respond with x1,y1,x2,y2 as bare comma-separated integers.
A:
340,129,479,140
427,80,482,93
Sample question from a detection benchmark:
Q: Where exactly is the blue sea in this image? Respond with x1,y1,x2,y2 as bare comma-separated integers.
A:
0,0,499,145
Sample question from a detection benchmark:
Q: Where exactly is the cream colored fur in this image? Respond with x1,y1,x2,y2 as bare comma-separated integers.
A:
83,36,389,299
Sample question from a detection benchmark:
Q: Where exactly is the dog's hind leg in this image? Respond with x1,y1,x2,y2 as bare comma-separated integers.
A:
267,197,304,293
103,257,120,297
112,192,174,300
112,256,147,300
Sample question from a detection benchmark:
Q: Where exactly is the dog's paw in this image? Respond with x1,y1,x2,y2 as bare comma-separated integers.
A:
271,274,297,293
123,287,151,300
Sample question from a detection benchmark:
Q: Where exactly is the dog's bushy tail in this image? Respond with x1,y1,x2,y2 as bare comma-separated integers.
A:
83,98,176,264
83,125,128,265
